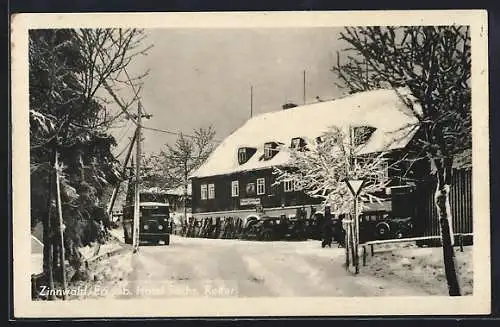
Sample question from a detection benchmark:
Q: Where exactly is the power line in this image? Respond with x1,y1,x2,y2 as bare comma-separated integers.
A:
142,125,222,143
122,68,150,117
115,133,136,159
111,68,221,144
115,120,134,144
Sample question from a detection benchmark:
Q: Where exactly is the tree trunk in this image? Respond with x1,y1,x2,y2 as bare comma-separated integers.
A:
43,154,56,300
52,239,60,279
434,157,461,296
183,165,188,225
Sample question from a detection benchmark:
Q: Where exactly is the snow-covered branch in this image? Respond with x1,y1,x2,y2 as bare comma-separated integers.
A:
273,126,391,215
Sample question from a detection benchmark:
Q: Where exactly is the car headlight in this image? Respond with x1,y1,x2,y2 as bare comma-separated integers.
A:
143,224,149,230
158,225,164,230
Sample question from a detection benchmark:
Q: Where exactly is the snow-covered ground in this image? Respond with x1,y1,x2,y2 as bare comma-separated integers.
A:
65,235,435,299
361,243,473,296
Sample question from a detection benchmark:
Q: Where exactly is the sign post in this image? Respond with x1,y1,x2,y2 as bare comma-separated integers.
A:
343,178,365,274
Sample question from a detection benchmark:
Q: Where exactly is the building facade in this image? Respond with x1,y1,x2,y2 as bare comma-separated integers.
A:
191,168,323,214
189,87,423,222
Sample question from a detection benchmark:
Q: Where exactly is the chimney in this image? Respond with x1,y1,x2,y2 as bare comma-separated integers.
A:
282,103,298,110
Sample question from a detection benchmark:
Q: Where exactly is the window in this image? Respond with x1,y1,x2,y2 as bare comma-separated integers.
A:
264,142,278,160
208,183,215,199
257,178,265,195
376,160,389,184
238,148,247,164
246,182,256,195
284,180,294,192
238,147,257,165
264,145,273,159
291,137,305,150
231,181,239,197
293,180,302,191
200,184,207,200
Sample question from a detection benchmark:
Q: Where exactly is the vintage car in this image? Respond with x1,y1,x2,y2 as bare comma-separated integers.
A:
240,216,308,241
329,211,414,245
123,201,171,245
359,211,414,243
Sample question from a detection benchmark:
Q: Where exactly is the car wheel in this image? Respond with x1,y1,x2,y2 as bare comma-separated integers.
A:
124,233,132,244
375,222,390,239
260,230,273,241
394,230,404,239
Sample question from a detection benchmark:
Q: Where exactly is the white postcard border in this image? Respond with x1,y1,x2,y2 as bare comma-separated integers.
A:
11,10,490,317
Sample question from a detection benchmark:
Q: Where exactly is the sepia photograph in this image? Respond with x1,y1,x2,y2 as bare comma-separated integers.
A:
11,10,490,317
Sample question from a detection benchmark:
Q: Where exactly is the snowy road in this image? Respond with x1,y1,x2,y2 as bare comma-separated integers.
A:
76,235,430,299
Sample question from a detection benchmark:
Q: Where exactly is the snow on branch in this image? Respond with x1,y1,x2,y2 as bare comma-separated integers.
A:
273,126,392,215
333,26,471,159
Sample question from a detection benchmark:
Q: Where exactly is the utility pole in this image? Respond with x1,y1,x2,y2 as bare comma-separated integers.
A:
54,151,67,299
132,101,152,253
303,70,306,105
250,85,253,118
44,148,56,300
364,37,369,86
107,128,139,218
183,163,188,225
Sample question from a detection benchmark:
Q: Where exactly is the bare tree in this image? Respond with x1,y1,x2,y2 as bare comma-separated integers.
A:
332,26,471,296
159,126,216,221
160,126,216,187
74,28,152,128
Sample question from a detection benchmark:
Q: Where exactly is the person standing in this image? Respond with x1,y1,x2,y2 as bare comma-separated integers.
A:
321,206,333,248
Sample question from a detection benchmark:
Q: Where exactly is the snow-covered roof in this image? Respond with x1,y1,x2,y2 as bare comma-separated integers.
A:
140,185,192,196
139,202,170,207
190,87,422,179
140,186,170,194
165,184,193,196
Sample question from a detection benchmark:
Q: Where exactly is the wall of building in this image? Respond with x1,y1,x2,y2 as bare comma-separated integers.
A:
191,168,322,213
190,150,436,217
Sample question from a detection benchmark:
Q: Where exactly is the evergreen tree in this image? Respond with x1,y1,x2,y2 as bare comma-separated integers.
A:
29,28,150,284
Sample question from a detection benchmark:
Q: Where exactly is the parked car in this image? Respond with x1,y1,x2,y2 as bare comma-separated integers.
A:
282,217,308,241
241,217,280,241
240,216,308,241
304,217,322,240
359,211,414,243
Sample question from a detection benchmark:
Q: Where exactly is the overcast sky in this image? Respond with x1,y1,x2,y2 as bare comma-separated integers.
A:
111,27,349,157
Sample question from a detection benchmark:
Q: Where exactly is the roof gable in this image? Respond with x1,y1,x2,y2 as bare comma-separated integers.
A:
190,87,422,178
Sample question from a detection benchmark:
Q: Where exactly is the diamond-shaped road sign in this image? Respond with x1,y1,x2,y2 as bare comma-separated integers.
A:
345,179,365,197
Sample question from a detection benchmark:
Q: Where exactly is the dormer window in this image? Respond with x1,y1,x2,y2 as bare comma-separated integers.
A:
264,142,279,160
238,147,257,165
291,137,306,150
238,148,246,164
352,126,377,147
